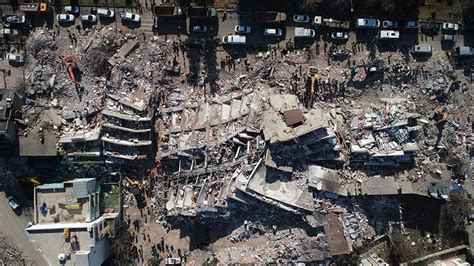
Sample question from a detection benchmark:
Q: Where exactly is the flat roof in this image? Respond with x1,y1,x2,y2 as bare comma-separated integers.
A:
36,183,64,190
19,129,58,156
283,109,305,127
262,94,337,144
323,213,351,256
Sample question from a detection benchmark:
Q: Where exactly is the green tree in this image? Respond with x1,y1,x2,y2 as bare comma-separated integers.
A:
440,192,469,246
388,232,417,264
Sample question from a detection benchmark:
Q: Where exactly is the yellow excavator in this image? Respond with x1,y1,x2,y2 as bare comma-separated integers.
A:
305,66,320,107
125,177,150,205
125,177,143,190
21,177,42,186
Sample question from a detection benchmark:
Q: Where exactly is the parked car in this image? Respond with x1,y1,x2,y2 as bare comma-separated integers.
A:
192,25,207,32
411,45,432,55
7,196,20,210
1,28,19,35
455,46,474,57
356,18,380,28
235,25,251,34
57,14,75,22
332,49,350,58
121,12,140,22
263,28,282,36
442,22,459,31
378,30,400,40
81,15,97,23
3,15,26,26
331,32,349,40
8,54,25,64
97,8,115,18
222,35,246,44
382,20,399,28
442,34,456,42
405,20,419,29
64,6,80,14
294,27,315,38
293,14,310,23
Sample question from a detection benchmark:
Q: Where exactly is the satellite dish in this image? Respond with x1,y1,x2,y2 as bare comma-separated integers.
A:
58,253,67,264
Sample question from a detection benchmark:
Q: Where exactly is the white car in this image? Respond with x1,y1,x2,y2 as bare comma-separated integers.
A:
442,23,459,31
235,25,251,34
7,196,20,210
293,14,310,23
7,54,24,64
1,28,19,35
121,12,140,23
263,28,282,37
442,34,456,42
331,32,349,40
64,6,80,14
405,21,419,29
81,15,97,23
97,8,115,18
192,25,207,32
57,14,75,22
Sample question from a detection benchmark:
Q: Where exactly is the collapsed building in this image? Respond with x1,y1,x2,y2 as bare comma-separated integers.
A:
102,92,155,163
162,89,266,216
349,99,421,168
261,94,344,169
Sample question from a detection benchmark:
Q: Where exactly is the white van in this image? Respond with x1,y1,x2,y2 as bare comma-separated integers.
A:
222,35,246,44
411,45,432,55
294,27,315,38
378,30,399,39
455,46,474,57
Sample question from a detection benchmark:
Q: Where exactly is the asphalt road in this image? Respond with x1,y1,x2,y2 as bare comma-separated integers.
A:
0,192,47,265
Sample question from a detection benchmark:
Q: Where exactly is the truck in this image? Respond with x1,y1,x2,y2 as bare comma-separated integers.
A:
222,35,246,44
294,27,315,38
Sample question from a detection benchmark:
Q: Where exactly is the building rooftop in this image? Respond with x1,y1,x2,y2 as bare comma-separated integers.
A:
34,178,99,224
262,94,337,144
308,165,347,196
19,128,58,156
243,161,314,212
283,109,305,127
323,213,351,256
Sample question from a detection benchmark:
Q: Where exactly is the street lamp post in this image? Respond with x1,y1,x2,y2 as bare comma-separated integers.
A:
350,0,353,13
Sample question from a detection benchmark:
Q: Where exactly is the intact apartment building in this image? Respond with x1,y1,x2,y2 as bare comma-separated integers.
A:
26,178,120,265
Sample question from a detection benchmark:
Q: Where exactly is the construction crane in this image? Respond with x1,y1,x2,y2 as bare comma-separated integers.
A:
304,66,320,108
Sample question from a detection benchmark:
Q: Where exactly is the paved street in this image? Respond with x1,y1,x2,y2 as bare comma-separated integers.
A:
0,191,47,265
